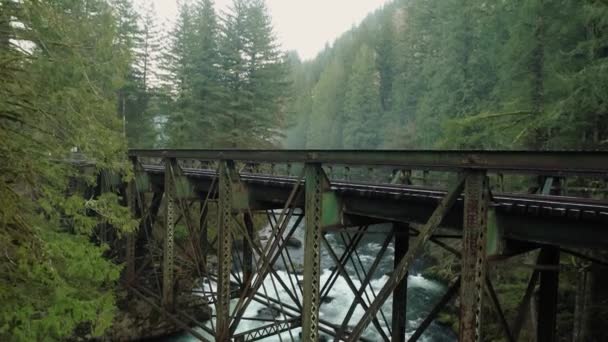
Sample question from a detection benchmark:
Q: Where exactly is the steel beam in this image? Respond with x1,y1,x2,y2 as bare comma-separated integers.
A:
129,149,608,175
302,163,327,341
233,318,300,342
409,277,461,342
512,270,541,340
330,231,393,341
459,171,489,342
162,158,177,310
537,246,560,342
346,174,467,342
392,224,409,342
199,202,208,268
142,166,608,250
217,160,236,340
243,212,254,287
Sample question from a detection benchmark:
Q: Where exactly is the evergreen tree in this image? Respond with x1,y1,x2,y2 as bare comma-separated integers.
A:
123,0,160,148
162,0,225,148
218,0,289,148
0,0,136,339
306,57,347,148
343,45,382,149
163,0,198,147
189,0,224,147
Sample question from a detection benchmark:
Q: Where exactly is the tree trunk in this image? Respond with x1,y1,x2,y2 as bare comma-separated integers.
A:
530,0,546,149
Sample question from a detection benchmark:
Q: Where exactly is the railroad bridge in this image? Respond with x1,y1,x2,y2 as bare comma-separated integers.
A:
106,150,608,341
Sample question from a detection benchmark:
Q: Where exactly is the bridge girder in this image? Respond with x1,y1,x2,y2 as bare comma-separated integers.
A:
103,150,608,342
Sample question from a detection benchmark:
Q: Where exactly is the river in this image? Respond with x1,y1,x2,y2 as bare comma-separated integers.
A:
171,219,456,341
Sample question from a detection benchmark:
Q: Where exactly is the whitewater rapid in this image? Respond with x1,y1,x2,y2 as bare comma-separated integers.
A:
171,222,456,341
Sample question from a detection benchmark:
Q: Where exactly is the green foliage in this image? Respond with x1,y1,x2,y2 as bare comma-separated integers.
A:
0,232,120,341
286,0,608,151
343,44,382,148
216,0,290,147
159,0,289,149
306,57,347,148
0,0,135,340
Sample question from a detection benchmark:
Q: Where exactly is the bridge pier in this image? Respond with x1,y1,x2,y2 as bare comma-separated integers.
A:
302,163,327,341
538,246,560,342
162,158,178,311
110,149,608,341
217,160,237,340
459,170,490,342
392,223,409,342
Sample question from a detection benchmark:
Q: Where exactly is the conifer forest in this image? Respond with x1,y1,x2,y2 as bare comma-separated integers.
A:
1,0,608,341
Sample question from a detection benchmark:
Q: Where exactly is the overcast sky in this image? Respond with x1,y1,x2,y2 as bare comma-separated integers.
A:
145,0,392,60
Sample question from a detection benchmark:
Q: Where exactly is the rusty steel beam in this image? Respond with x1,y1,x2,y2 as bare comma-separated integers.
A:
129,149,608,175
459,171,490,342
485,276,515,342
302,163,327,341
334,230,394,340
162,158,177,311
233,318,300,342
409,276,461,342
392,225,409,342
345,173,467,341
216,160,236,340
242,212,254,288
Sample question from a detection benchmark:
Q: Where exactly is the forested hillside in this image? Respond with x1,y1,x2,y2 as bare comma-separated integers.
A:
286,0,608,150
2,0,608,340
124,0,290,149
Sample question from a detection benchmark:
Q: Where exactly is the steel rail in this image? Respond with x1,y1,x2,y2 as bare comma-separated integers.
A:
130,149,608,175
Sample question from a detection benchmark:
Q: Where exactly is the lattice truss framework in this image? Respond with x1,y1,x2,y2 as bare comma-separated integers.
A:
91,150,608,342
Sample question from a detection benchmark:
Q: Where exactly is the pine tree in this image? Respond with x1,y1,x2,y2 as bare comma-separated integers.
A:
190,0,224,147
163,0,198,147
306,57,347,149
343,45,382,149
1,0,135,339
118,0,161,148
218,0,289,148
162,0,225,148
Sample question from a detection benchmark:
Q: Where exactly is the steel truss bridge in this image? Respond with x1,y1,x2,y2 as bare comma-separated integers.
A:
111,150,608,342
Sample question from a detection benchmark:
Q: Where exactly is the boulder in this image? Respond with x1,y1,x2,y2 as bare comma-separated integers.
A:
286,237,303,248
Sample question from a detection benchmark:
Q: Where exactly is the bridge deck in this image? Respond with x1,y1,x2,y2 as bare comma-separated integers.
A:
142,165,608,249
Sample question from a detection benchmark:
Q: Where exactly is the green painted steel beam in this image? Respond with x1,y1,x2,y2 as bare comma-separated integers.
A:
217,160,236,340
302,163,327,341
143,170,608,249
129,149,608,175
162,158,177,310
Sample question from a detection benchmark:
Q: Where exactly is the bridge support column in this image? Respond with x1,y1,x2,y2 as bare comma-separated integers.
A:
302,163,328,341
459,171,490,342
392,223,409,342
538,246,560,342
217,160,236,340
162,158,177,311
